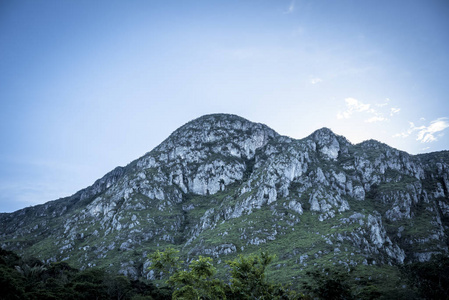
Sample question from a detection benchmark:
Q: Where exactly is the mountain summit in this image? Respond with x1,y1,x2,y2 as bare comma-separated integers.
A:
1,114,448,282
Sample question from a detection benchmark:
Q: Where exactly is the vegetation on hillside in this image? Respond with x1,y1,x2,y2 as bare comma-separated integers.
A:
2,247,446,299
0,247,170,300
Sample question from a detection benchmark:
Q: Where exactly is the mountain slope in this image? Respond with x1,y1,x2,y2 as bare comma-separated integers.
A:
1,113,448,283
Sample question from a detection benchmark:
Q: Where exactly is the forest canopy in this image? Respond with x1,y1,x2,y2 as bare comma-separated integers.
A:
1,247,448,299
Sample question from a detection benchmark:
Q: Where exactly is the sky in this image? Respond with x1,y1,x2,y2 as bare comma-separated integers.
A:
1,0,448,213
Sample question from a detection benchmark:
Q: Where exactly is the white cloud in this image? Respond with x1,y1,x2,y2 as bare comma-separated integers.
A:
392,133,406,138
337,111,350,119
393,117,449,143
392,122,415,138
365,116,386,123
376,98,390,108
390,107,400,116
416,118,449,143
347,98,371,112
337,98,371,119
310,77,322,84
337,97,400,123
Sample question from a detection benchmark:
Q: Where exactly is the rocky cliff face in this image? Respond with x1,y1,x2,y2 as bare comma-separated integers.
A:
1,114,448,281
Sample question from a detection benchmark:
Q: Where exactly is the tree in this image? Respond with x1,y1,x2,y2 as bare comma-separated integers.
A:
0,264,26,300
106,275,132,300
0,247,174,299
226,251,294,299
149,249,225,299
148,248,298,300
301,267,353,300
70,268,110,300
401,255,449,299
148,248,182,280
129,279,172,300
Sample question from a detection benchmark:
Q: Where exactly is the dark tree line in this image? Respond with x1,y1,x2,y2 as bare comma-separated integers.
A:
1,247,449,299
400,255,449,300
148,248,297,299
0,248,170,300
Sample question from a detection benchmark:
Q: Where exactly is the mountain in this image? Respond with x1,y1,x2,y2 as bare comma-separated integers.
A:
1,113,448,285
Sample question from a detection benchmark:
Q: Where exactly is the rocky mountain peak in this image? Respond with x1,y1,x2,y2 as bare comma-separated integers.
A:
308,127,343,160
359,139,390,151
174,113,267,133
311,127,335,138
0,114,448,285
153,113,279,160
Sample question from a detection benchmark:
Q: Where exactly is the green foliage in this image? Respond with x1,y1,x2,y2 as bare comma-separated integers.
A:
70,268,109,300
401,254,449,299
0,247,171,300
302,267,353,300
0,247,21,267
227,251,276,299
5,244,448,300
149,250,225,299
148,248,298,299
0,263,26,300
148,247,182,280
2,116,448,298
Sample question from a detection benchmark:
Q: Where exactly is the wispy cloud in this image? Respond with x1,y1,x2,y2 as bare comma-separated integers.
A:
285,1,295,14
393,117,449,143
337,98,370,119
416,118,449,143
337,97,400,123
390,107,400,116
310,77,322,84
365,116,386,123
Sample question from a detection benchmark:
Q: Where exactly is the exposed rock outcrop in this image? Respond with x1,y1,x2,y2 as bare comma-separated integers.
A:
0,113,448,280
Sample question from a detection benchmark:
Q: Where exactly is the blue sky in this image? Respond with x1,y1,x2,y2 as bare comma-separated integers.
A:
1,0,448,212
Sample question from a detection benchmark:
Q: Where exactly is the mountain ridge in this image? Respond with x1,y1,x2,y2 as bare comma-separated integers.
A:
0,113,448,284
0,114,428,217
